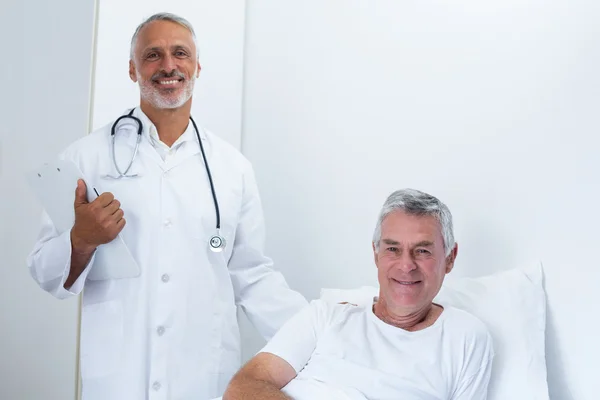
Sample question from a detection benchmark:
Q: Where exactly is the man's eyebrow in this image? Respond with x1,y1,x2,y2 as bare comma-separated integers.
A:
414,240,434,247
381,239,435,247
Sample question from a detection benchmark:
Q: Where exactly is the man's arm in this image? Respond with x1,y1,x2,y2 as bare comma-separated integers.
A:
223,300,327,399
227,162,308,339
64,230,96,289
223,353,296,400
27,209,93,299
452,332,495,400
28,180,125,298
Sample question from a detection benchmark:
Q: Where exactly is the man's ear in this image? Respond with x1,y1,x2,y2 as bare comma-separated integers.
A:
196,61,201,78
445,243,458,274
129,60,137,82
372,242,379,268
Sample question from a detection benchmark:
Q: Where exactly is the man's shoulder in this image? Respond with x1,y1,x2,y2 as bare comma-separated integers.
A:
59,123,111,160
441,307,495,382
306,298,367,323
441,307,494,361
442,306,492,342
203,129,251,170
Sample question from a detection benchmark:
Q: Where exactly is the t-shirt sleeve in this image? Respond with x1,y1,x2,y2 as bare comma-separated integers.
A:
451,330,495,400
258,299,329,373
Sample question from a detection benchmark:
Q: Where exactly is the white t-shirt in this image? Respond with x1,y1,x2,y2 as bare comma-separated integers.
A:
260,299,494,400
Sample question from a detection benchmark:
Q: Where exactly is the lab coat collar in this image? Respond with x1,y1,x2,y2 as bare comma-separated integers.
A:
129,107,208,147
127,107,212,171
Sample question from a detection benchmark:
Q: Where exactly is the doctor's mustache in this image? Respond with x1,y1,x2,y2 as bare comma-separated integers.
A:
151,70,186,81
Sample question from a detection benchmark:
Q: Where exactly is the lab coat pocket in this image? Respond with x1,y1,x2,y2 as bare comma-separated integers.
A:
79,300,123,379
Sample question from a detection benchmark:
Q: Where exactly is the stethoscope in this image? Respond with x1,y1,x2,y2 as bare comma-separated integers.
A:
109,108,226,253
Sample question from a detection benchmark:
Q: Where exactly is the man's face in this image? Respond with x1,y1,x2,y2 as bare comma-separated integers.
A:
129,20,201,109
373,210,457,316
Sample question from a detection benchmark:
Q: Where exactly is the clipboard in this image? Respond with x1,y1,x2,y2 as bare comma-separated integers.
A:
26,159,140,281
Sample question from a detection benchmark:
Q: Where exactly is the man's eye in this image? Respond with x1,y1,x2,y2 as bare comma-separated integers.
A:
415,249,430,255
386,247,398,252
146,53,158,59
175,51,187,57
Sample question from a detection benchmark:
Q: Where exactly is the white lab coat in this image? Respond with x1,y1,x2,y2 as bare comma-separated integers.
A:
27,108,308,400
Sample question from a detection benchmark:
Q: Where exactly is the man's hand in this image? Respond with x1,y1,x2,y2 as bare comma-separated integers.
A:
64,179,126,289
71,179,125,251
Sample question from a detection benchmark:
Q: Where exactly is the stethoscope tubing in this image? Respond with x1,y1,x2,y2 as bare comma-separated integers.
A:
110,108,224,251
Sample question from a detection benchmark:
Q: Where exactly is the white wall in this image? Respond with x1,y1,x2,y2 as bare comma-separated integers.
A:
0,0,96,398
92,0,246,149
241,1,600,399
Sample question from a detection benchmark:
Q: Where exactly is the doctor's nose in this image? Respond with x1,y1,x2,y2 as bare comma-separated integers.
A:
160,55,178,73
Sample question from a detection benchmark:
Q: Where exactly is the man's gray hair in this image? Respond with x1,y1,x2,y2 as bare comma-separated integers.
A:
372,189,455,256
130,12,199,60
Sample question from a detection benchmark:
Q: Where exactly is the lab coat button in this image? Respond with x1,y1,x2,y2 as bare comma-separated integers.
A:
161,274,170,283
157,326,165,336
152,381,161,391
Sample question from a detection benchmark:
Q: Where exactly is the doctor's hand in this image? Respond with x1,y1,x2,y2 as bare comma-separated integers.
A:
70,179,126,253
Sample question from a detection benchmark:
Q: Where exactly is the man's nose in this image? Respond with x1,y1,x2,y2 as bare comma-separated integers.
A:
160,55,177,72
397,252,417,273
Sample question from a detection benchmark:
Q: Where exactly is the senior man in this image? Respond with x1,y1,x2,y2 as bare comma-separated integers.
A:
222,189,494,400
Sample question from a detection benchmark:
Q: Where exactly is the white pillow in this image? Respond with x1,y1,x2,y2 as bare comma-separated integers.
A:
320,262,550,400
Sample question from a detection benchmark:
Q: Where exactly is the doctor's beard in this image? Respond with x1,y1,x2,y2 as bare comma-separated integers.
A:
137,70,196,110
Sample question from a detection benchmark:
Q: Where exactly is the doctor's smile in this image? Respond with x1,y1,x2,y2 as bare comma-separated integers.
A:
151,71,186,88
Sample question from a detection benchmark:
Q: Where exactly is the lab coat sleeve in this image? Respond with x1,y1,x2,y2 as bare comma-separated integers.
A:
26,210,95,299
227,163,308,341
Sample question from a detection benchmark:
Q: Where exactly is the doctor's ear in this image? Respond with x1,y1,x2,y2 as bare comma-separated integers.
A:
129,60,138,83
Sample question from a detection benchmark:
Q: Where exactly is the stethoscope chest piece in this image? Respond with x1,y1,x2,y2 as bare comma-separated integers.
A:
209,232,226,253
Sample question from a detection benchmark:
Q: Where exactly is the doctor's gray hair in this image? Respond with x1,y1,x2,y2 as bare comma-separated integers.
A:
372,189,455,256
130,12,199,60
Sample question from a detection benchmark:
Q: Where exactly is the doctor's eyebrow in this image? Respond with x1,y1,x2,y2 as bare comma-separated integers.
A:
141,47,163,55
382,239,400,245
143,45,191,53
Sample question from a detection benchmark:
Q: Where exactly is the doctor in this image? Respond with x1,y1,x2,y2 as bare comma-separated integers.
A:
27,12,307,400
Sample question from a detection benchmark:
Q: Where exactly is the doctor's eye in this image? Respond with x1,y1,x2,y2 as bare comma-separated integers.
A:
146,53,159,60
386,247,398,253
414,249,431,256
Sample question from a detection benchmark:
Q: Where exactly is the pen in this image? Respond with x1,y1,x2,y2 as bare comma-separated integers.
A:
94,188,100,197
